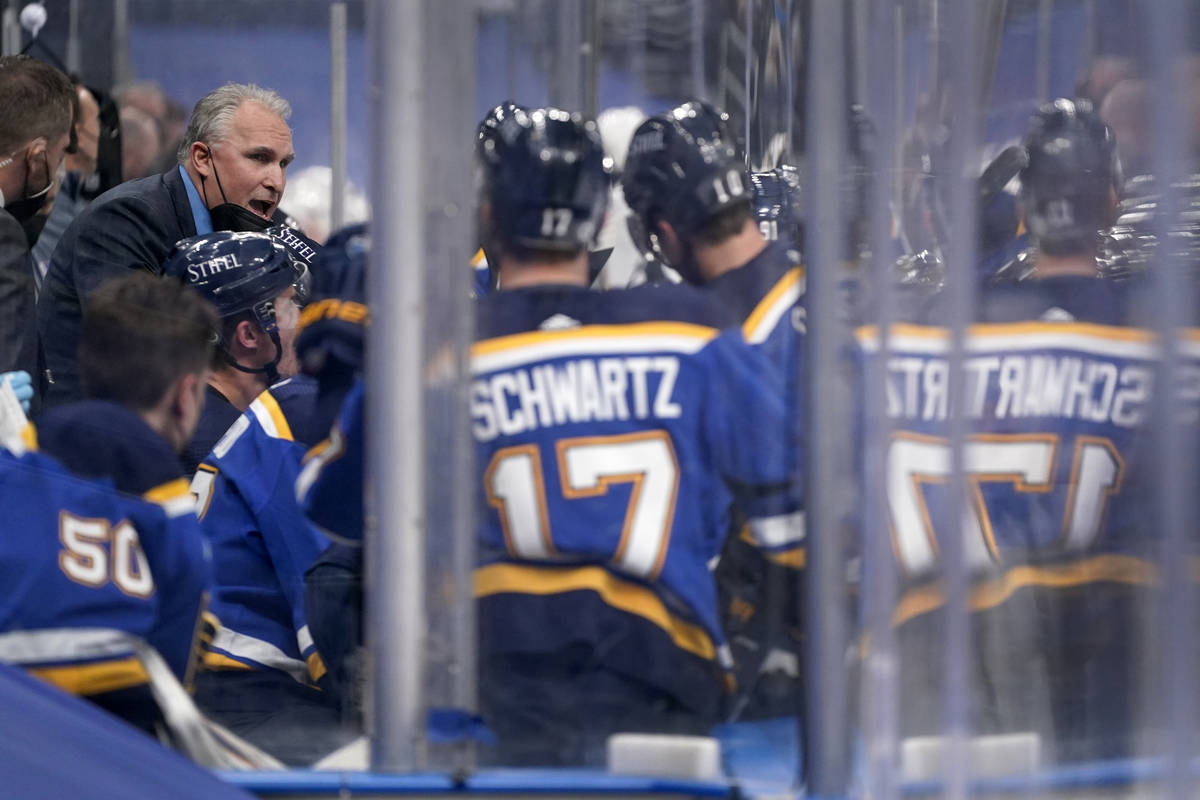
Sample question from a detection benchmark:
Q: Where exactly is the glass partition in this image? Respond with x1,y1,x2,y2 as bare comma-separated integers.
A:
2,1,1199,796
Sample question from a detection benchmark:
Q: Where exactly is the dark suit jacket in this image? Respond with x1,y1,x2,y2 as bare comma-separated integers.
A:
36,168,196,408
0,207,36,380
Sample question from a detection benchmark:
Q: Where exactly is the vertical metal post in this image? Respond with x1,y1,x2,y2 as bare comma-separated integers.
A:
1,1,18,57
66,0,81,74
421,0,478,774
1147,1,1196,796
1034,0,1054,103
549,0,584,111
804,0,850,794
111,0,131,86
862,0,901,796
928,0,939,99
691,0,705,99
1082,0,1097,67
782,0,795,161
630,0,647,103
743,0,753,155
852,0,868,106
582,0,599,118
366,0,427,771
329,2,348,233
894,2,906,222
938,0,981,797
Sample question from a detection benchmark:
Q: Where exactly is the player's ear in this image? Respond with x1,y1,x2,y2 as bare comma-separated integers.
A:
233,319,261,351
172,372,200,418
161,370,203,451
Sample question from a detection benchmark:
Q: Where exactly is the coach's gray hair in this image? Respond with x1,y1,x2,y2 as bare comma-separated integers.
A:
176,83,291,164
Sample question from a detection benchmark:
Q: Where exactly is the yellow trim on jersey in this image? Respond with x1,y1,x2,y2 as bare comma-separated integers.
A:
202,651,256,671
19,422,36,451
766,547,806,569
893,553,1157,627
471,321,719,359
29,656,149,695
256,391,294,442
303,436,334,464
298,298,369,333
307,652,327,683
472,248,487,267
194,464,219,520
143,477,192,505
737,526,806,569
856,321,1157,345
742,266,804,343
474,563,716,662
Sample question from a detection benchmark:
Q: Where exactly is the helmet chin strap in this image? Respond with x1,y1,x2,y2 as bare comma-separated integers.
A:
221,330,284,387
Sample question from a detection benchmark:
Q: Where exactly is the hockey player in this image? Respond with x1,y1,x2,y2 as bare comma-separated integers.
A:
854,99,1151,761
293,224,369,705
164,229,312,476
623,102,809,718
472,106,801,765
165,232,349,764
750,164,804,253
623,101,804,361
2,272,218,731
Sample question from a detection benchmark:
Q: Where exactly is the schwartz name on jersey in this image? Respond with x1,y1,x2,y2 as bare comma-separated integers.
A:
853,277,1189,759
472,283,802,719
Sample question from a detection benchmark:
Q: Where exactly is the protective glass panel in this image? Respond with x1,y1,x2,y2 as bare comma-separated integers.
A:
4,0,1198,795
464,0,804,777
850,1,1200,798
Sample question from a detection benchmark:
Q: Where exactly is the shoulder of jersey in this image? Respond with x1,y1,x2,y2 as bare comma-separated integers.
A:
1,445,196,521
265,376,319,428
208,380,315,464
619,282,741,329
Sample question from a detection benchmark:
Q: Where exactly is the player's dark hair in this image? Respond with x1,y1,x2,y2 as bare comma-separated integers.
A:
690,199,755,247
80,273,220,411
0,55,75,153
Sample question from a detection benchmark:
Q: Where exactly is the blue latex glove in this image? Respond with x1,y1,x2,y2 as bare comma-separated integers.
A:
1,370,32,414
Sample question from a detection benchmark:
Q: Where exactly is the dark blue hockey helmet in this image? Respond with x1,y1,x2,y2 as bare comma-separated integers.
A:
297,223,369,375
621,100,751,267
476,99,528,161
163,230,308,381
1020,98,1120,256
476,106,611,255
750,165,803,247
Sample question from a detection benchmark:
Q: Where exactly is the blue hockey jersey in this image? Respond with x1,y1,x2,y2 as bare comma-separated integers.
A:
0,435,211,702
192,377,329,686
471,248,492,299
852,276,1180,755
705,241,806,356
472,283,801,715
855,278,1159,597
704,242,807,558
296,378,364,543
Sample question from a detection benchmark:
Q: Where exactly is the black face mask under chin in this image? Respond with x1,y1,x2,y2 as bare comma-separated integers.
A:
5,152,53,225
201,148,273,233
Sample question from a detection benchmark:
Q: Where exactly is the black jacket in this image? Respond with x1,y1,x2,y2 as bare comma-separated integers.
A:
0,207,36,381
37,167,197,408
